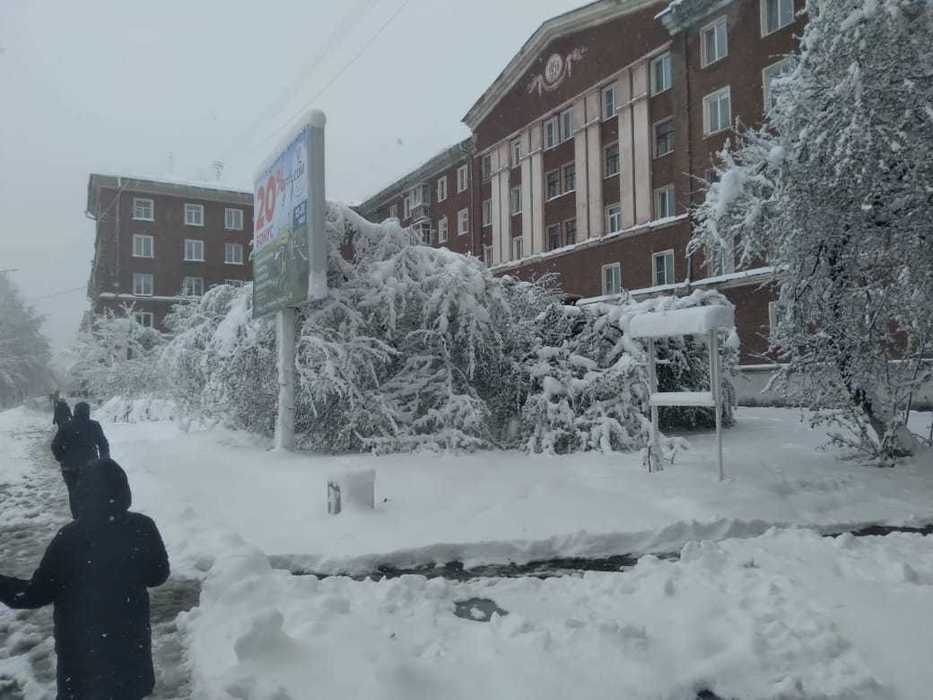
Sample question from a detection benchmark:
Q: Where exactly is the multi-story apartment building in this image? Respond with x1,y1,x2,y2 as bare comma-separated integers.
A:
359,0,804,364
85,174,253,330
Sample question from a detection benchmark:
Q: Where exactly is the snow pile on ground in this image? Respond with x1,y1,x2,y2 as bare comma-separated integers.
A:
99,396,178,423
182,528,933,699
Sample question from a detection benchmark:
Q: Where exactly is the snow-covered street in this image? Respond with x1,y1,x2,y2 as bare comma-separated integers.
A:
3,404,933,698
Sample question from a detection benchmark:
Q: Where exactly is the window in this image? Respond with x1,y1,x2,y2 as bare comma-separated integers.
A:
182,276,204,297
511,139,522,167
762,58,795,113
224,242,244,265
560,108,575,142
184,203,204,226
132,311,154,328
606,204,622,234
483,244,493,265
133,273,153,296
602,85,617,121
653,250,675,286
132,234,153,258
564,219,577,246
510,186,522,215
457,208,469,235
654,118,675,157
482,199,492,227
224,208,244,230
562,163,576,193
438,216,448,243
546,170,561,200
511,236,523,261
701,16,728,67
132,198,154,221
602,263,622,295
388,204,398,219
437,176,448,202
654,185,676,219
457,165,469,192
481,154,492,181
651,52,672,95
403,196,411,220
761,0,794,36
602,263,622,296
703,87,732,135
605,143,620,178
547,224,562,251
544,116,559,149
414,221,432,244
184,239,204,262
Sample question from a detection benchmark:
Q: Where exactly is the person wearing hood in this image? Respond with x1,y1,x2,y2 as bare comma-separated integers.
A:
51,402,110,517
0,459,170,699
52,398,71,428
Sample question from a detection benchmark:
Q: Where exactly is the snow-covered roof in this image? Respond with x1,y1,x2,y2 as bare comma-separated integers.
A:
86,173,252,216
629,304,735,338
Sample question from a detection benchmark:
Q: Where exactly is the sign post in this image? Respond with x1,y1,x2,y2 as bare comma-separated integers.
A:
252,110,327,450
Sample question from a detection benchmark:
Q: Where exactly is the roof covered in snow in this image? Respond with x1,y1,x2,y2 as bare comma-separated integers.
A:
629,304,735,338
86,173,252,217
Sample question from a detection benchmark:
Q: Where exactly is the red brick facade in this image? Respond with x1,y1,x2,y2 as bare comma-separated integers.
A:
359,0,805,363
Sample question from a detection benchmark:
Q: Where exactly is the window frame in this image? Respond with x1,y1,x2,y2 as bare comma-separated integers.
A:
762,57,794,113
544,116,559,150
604,143,620,178
652,249,676,286
481,154,493,181
483,244,493,265
438,216,448,243
545,169,562,200
482,198,492,228
546,223,563,251
182,276,204,297
436,176,448,203
184,203,205,227
561,162,576,193
650,52,672,95
510,185,522,215
700,16,728,68
654,184,676,219
602,85,617,121
511,139,522,168
132,197,154,222
703,86,732,136
606,203,622,234
653,117,675,158
601,262,622,296
132,272,153,297
511,235,523,261
564,218,577,246
132,311,154,328
760,0,794,37
224,207,244,231
457,165,469,193
184,238,205,262
132,234,154,258
559,107,575,142
457,208,469,235
224,242,244,265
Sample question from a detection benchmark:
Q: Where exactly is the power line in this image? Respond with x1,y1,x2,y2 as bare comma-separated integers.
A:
29,286,87,303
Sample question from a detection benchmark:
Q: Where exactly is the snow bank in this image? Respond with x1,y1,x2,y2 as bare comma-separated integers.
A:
183,528,933,699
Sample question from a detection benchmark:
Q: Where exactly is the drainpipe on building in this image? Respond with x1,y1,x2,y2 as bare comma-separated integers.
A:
682,31,695,294
468,137,478,259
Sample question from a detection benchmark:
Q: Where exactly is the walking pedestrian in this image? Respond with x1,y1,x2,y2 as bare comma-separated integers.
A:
51,402,110,518
52,398,72,429
0,458,170,699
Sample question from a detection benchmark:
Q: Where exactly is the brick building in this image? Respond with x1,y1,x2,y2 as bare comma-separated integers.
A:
359,0,804,364
85,174,253,330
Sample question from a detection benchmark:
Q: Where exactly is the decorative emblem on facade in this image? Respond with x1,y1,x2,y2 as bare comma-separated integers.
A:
527,47,587,96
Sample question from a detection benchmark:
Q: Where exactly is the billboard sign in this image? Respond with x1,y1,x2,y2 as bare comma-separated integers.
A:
252,124,313,318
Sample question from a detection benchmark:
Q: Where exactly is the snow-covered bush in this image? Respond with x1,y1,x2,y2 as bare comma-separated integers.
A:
99,396,178,423
67,307,165,401
0,273,53,407
691,0,933,464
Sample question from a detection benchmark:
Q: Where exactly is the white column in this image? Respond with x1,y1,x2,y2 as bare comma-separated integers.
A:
618,69,636,230
529,124,545,254
632,61,652,225
585,87,607,239
497,143,511,259
490,148,503,265
573,96,590,240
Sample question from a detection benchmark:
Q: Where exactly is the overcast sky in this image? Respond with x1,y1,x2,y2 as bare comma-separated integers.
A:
0,0,586,353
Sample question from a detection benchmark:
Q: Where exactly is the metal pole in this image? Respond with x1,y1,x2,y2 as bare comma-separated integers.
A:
709,329,723,481
274,307,296,450
646,338,662,472
307,110,328,301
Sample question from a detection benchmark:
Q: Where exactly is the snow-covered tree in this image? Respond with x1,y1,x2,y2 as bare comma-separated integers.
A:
67,306,165,401
691,0,933,464
0,273,53,407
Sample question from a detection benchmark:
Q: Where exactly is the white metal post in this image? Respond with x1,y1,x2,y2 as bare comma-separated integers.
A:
709,329,723,481
274,307,296,450
646,338,663,472
307,110,328,301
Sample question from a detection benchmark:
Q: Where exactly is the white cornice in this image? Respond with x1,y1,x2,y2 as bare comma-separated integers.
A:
462,0,663,130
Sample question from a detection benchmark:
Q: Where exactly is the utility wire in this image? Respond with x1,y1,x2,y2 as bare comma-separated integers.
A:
29,286,87,303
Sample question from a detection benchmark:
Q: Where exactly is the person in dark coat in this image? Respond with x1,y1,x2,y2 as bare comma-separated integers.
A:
51,402,109,517
0,459,170,700
52,399,72,428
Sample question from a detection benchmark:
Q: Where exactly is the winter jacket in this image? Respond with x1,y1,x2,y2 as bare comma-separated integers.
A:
0,459,170,700
51,403,109,472
53,400,72,428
